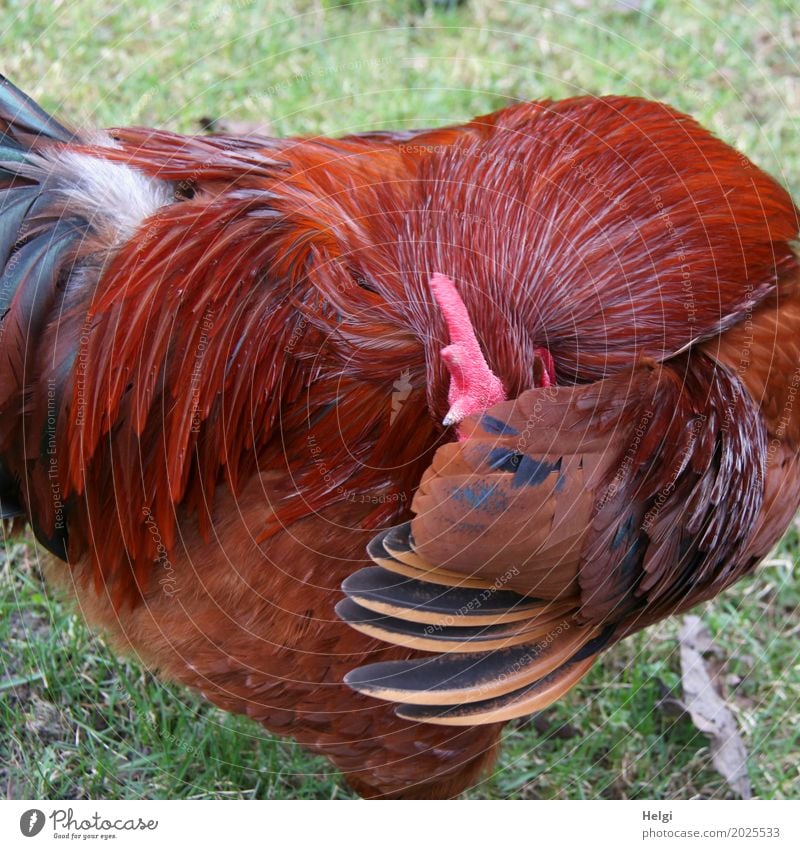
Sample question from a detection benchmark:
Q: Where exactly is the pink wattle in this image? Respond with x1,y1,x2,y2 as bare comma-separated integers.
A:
429,273,506,431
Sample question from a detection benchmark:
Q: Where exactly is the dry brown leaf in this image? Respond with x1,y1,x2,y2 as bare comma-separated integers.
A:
678,615,752,799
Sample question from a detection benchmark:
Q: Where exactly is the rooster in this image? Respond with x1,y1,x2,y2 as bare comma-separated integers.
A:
1,75,798,798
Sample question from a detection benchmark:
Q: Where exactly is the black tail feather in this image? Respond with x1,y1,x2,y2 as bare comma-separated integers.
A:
0,78,84,558
0,75,72,144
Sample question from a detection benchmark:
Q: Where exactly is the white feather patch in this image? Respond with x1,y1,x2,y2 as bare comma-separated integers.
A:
44,148,172,243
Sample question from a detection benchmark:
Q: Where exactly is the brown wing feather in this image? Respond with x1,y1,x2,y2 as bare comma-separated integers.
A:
341,353,768,724
412,353,766,623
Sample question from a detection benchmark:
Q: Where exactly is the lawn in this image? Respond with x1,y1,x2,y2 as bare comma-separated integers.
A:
1,0,799,799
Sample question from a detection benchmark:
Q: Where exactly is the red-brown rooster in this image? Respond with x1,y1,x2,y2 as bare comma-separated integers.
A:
1,75,798,798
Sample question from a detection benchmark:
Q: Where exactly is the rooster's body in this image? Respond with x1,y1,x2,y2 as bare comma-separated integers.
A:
1,77,798,797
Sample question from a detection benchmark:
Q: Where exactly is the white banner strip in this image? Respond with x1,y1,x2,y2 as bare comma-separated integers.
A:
1,799,798,848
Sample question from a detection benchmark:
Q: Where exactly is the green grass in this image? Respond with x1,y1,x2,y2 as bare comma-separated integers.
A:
1,0,799,800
